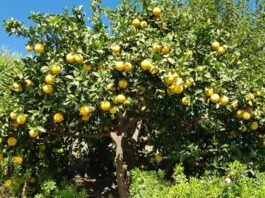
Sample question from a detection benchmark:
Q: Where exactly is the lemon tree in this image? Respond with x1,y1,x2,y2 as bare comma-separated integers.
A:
1,0,265,197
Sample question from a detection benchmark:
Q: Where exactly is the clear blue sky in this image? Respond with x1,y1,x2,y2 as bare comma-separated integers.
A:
0,0,118,56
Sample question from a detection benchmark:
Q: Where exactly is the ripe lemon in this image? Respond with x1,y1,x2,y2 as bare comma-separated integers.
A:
116,94,126,104
185,79,193,88
80,106,90,116
170,84,184,94
220,96,229,106
149,66,159,74
29,129,39,138
152,44,161,53
124,62,133,72
115,61,125,71
12,83,23,92
210,93,220,103
25,79,33,88
152,7,161,17
107,83,116,91
255,91,262,96
26,45,33,52
217,46,225,55
54,113,64,123
236,109,244,119
0,137,3,144
242,111,251,121
140,21,148,28
161,46,170,55
109,106,117,114
51,65,61,74
250,122,259,130
112,45,121,54
84,65,92,72
164,75,176,85
75,54,84,63
100,100,111,111
43,85,54,94
182,97,189,106
10,112,18,120
4,180,12,188
211,41,220,51
14,156,23,165
155,154,163,163
119,80,128,89
82,115,90,122
140,60,151,70
66,53,75,63
45,74,56,85
7,137,17,146
132,19,141,28
17,114,26,125
34,43,44,54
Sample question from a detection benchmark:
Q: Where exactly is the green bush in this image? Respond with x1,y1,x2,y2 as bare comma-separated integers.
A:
130,161,265,198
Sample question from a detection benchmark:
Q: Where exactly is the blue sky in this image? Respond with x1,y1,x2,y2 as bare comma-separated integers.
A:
0,0,118,56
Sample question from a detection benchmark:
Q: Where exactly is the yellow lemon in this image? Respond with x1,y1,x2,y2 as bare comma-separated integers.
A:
34,43,44,54
45,74,56,85
140,59,151,70
7,137,17,146
210,93,220,103
14,156,23,165
17,114,26,125
43,85,54,94
124,62,133,72
152,7,161,17
119,80,128,89
100,100,111,111
80,106,90,116
155,154,163,163
75,54,84,63
217,46,225,55
25,79,33,88
185,79,193,88
51,65,61,74
29,129,39,138
242,111,251,121
196,66,204,73
109,106,117,114
66,53,75,63
115,61,125,71
26,45,33,52
112,45,121,54
116,94,126,104
84,65,92,72
182,97,189,106
236,109,244,119
250,122,259,130
170,84,184,94
54,113,64,123
220,96,229,106
152,44,161,53
211,41,220,51
82,115,90,122
164,75,176,85
140,21,148,28
132,19,141,28
12,82,23,92
107,83,116,91
10,112,18,120
205,88,214,97
161,46,170,55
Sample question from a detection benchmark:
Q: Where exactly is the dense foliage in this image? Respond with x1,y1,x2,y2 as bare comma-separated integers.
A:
0,0,264,197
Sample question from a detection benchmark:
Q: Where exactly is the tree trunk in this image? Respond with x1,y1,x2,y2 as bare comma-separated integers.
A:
110,132,130,198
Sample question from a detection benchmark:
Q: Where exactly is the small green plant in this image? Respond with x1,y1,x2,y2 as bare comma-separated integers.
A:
130,161,265,198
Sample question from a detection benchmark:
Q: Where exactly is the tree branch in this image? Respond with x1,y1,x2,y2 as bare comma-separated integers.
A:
46,131,110,138
132,119,143,142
